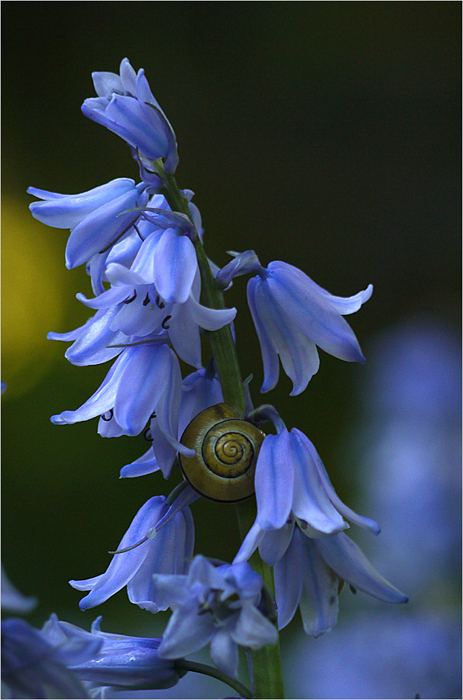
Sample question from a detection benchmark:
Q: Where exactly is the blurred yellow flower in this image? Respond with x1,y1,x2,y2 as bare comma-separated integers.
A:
2,196,70,397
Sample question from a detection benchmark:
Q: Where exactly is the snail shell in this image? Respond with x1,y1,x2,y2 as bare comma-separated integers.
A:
179,403,266,502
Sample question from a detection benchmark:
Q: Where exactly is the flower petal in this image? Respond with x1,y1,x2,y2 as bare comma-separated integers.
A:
267,261,366,363
298,531,340,638
273,528,304,630
255,432,295,530
303,433,381,535
114,344,175,436
120,448,160,478
152,229,197,304
28,179,136,229
69,497,166,610
51,350,132,425
157,605,214,659
65,186,148,269
315,532,409,604
247,276,281,393
209,630,239,677
128,507,194,613
231,603,277,650
258,519,295,566
290,430,347,535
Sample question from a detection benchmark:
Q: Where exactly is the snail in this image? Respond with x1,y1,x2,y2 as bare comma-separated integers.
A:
179,403,266,502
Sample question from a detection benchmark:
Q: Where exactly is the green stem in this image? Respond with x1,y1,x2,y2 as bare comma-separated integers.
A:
236,499,285,699
175,659,252,699
160,168,245,415
158,162,285,698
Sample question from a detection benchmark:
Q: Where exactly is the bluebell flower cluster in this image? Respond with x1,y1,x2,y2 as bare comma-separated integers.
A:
25,58,408,696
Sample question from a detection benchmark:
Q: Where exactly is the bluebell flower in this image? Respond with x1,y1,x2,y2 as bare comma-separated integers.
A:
121,365,224,479
1,617,97,699
70,493,195,613
76,256,235,369
41,615,187,697
253,427,380,537
152,556,277,678
82,58,178,172
50,343,194,456
28,179,149,269
235,521,407,638
274,526,408,638
247,261,373,395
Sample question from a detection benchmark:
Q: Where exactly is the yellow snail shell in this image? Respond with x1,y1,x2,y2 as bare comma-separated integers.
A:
179,403,266,502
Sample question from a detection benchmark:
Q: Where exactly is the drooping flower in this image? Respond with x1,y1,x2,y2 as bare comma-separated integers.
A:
242,424,380,547
76,254,235,369
152,556,277,678
41,615,187,697
121,364,224,480
234,520,407,638
50,343,193,456
70,493,196,613
82,58,178,172
28,179,149,269
247,261,373,395
274,526,408,638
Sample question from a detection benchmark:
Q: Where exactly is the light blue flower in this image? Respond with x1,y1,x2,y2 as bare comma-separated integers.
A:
82,58,178,172
273,526,408,638
75,259,235,370
251,426,379,538
51,344,192,454
121,365,224,480
70,493,195,613
1,617,96,699
41,615,187,697
235,521,407,638
28,179,149,269
152,556,277,678
1,565,37,614
247,261,373,395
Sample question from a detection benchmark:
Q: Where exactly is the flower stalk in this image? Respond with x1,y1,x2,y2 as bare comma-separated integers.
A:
159,164,246,415
159,163,284,698
175,659,252,698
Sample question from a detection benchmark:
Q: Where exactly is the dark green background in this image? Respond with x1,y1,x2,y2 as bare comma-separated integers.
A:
2,0,461,666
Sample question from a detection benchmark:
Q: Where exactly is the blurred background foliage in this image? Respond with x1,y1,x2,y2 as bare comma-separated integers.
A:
2,3,461,698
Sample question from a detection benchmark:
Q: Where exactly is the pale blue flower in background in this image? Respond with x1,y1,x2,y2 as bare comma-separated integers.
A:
28,179,149,269
82,58,178,172
152,556,277,678
284,318,461,698
286,612,461,700
247,261,372,395
70,494,195,613
1,565,37,614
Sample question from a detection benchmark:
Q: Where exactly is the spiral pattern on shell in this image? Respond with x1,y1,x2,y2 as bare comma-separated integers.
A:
179,403,266,502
